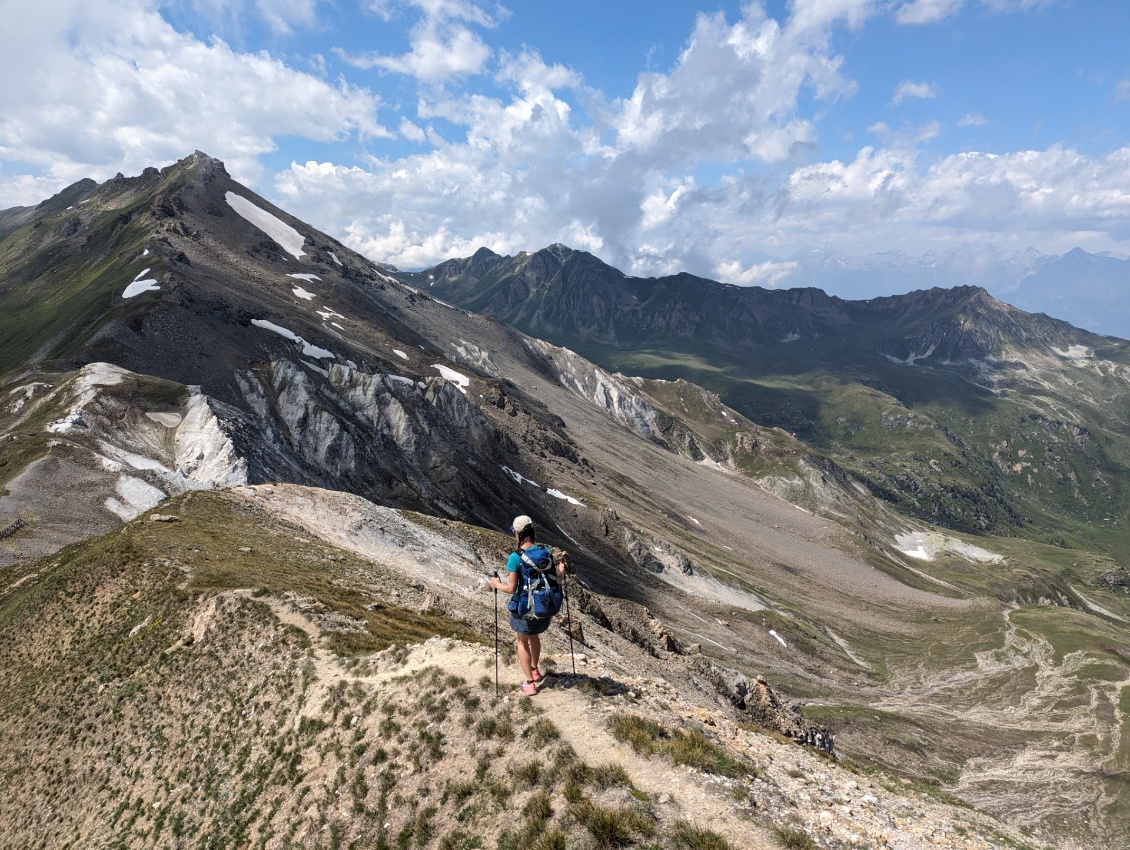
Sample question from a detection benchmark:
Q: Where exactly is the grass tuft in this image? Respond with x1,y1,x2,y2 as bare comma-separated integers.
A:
570,799,655,849
774,825,818,850
607,713,753,778
672,821,732,850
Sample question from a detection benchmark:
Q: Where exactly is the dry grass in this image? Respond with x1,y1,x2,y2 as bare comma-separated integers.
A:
607,712,756,779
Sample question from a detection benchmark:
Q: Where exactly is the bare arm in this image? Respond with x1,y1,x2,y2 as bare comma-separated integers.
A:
490,569,517,594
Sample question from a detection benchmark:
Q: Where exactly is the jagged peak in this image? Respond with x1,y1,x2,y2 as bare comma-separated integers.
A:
176,150,229,178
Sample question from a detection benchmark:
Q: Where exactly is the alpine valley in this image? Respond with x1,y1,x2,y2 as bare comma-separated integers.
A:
1,152,1128,850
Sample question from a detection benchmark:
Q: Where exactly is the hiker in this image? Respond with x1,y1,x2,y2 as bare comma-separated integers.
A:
488,515,566,695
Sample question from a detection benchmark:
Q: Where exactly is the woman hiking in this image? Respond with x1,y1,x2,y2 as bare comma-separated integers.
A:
488,515,566,695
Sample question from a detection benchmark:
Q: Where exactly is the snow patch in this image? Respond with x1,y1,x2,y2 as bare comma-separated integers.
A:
779,332,800,343
146,411,183,428
48,412,87,434
123,278,160,298
431,364,470,393
393,349,409,360
252,319,334,359
292,287,315,300
123,267,159,299
225,191,306,259
501,466,540,488
547,488,585,507
769,629,788,648
287,273,321,282
327,251,342,266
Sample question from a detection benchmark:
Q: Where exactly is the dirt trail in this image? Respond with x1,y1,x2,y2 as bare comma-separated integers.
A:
340,634,780,849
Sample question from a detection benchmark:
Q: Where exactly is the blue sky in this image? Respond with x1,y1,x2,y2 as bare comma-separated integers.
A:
3,0,1130,286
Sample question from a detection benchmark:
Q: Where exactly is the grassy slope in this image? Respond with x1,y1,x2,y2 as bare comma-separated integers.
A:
0,490,752,850
0,170,189,376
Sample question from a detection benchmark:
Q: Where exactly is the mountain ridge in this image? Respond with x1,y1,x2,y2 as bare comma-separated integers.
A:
707,244,1130,340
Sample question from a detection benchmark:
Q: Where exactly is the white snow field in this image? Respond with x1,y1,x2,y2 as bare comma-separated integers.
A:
292,288,315,300
225,191,306,259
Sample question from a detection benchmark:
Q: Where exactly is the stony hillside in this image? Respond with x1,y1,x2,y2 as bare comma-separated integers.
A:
0,486,1039,850
1,154,1129,848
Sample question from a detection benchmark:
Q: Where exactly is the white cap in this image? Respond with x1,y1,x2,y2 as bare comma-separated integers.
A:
510,515,534,536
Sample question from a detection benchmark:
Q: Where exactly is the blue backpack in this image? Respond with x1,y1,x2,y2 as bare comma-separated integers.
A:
508,545,563,620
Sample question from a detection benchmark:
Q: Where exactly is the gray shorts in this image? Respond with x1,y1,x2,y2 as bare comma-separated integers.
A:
508,611,551,635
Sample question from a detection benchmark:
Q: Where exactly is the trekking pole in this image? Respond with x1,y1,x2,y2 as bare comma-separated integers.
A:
492,572,500,697
562,569,576,676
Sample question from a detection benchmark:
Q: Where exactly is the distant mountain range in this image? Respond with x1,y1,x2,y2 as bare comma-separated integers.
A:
766,246,1130,340
408,243,1130,548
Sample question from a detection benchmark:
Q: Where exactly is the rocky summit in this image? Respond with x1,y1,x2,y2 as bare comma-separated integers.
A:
1,153,1128,850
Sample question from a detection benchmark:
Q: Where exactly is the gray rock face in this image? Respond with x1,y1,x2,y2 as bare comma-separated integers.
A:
228,359,510,522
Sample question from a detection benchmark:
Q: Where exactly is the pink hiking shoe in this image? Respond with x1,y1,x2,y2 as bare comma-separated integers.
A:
531,667,543,683
520,680,538,696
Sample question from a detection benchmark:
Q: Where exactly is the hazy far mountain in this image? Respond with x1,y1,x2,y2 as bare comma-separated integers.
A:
773,246,1130,340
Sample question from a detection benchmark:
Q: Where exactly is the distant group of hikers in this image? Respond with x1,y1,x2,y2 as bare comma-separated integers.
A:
487,514,569,696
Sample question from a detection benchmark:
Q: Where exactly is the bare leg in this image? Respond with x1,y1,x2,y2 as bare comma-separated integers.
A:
515,634,536,681
528,634,541,675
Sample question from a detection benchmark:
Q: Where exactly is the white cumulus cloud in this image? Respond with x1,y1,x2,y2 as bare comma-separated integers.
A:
716,260,801,287
892,80,939,105
273,4,866,275
344,0,500,83
0,0,386,206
